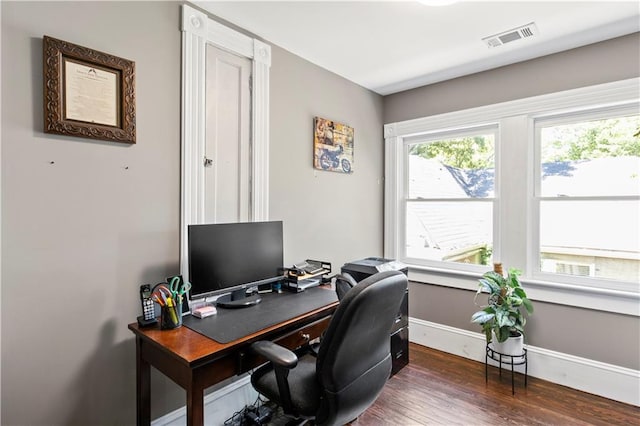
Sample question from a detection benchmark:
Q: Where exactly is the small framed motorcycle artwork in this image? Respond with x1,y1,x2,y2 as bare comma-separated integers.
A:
313,117,354,174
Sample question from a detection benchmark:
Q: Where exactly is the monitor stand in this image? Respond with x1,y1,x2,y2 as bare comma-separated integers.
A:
216,289,262,309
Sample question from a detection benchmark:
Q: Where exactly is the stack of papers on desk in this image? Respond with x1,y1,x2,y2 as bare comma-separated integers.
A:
290,277,321,291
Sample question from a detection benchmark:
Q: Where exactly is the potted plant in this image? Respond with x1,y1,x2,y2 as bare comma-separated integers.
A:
471,265,534,355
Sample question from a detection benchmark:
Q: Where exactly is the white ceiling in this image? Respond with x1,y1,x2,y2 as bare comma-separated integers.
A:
196,1,640,95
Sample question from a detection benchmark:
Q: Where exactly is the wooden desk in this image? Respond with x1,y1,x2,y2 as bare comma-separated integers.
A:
128,291,338,426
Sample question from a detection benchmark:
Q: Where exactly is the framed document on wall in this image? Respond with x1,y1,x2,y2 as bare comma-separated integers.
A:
43,35,136,144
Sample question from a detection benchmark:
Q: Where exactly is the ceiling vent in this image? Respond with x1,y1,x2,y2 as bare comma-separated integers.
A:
482,22,539,48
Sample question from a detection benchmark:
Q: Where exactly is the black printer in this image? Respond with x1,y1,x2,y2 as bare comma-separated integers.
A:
341,257,408,281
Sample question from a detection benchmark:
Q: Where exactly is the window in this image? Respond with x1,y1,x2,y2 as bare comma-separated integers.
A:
384,78,639,314
534,110,640,285
405,127,496,270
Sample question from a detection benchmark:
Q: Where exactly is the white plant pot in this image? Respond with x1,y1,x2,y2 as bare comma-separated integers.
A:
490,331,524,356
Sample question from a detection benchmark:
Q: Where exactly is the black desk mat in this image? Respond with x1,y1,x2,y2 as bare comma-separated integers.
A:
182,287,338,344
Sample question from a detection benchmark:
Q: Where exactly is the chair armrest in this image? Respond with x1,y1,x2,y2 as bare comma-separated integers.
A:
251,341,298,416
251,341,298,369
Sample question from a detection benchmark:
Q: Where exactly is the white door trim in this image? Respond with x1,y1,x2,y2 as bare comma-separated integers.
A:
180,4,271,279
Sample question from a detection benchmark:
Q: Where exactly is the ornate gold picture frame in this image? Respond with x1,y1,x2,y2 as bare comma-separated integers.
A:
43,35,136,144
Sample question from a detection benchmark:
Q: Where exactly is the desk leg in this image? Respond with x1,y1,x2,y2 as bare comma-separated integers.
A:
136,337,151,426
186,386,204,426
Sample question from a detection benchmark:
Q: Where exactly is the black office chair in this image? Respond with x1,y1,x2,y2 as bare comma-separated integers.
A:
250,270,407,425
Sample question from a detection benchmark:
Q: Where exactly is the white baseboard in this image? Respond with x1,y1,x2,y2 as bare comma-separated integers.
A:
151,374,259,426
409,317,640,407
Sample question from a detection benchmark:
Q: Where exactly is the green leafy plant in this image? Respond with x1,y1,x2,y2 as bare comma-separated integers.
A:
471,268,534,343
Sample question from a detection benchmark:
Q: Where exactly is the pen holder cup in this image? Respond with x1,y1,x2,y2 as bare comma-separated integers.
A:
160,302,182,330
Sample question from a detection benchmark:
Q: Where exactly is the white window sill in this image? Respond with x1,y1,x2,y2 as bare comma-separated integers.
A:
408,265,640,317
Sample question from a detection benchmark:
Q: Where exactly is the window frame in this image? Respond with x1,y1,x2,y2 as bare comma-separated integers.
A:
384,78,640,316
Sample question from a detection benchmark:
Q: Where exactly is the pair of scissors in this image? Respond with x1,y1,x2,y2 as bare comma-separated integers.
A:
169,276,191,299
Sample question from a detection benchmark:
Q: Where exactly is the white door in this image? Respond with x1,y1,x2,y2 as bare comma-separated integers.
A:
205,44,252,223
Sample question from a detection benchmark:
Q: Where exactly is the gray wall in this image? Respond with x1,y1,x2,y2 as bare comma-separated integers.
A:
268,44,384,270
409,283,640,370
1,1,383,424
393,33,640,370
385,33,640,123
2,2,182,424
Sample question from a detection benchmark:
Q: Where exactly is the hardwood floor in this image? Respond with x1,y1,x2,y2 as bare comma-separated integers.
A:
349,343,640,425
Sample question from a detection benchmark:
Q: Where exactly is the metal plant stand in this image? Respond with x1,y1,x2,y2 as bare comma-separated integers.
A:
485,344,528,395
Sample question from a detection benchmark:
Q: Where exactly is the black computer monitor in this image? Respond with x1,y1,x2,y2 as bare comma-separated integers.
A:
187,221,284,308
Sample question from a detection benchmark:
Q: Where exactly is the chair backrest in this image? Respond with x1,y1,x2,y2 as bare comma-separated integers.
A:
315,270,407,426
334,272,358,300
